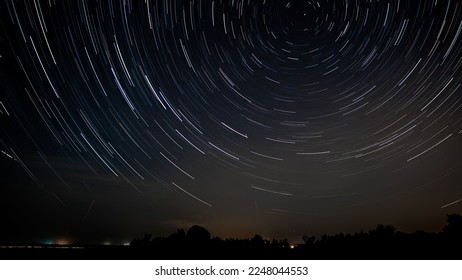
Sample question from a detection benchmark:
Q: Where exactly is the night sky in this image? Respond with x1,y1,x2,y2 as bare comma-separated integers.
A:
0,0,461,245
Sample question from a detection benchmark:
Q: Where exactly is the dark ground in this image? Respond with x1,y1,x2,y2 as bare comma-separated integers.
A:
1,214,461,260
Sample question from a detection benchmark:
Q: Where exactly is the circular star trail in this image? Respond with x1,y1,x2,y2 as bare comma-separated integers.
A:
0,0,461,241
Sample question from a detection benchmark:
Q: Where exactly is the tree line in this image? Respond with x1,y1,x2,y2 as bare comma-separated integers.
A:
129,214,462,259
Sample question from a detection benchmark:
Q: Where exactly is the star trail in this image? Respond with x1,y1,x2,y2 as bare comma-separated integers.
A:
0,0,461,243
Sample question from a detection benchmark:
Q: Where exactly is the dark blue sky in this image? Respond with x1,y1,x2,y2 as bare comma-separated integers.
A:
0,0,461,244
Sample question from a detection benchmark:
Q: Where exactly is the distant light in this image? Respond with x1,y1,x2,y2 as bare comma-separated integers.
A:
290,245,295,249
42,240,54,245
55,238,70,245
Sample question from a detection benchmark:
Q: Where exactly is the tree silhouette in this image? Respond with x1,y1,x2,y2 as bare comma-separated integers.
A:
186,225,210,242
168,229,186,241
123,215,462,260
251,234,264,246
442,214,462,236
